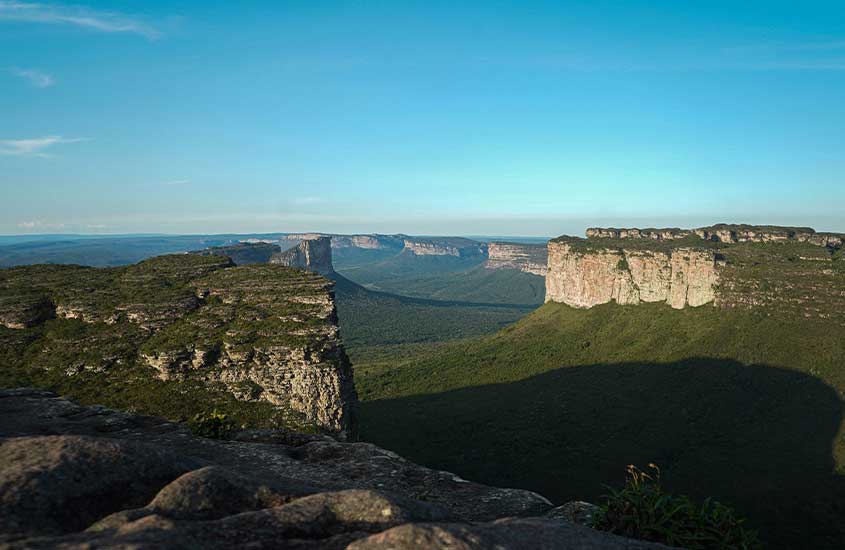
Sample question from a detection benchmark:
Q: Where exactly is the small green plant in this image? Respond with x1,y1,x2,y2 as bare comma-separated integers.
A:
592,464,761,549
188,410,235,439
616,257,630,272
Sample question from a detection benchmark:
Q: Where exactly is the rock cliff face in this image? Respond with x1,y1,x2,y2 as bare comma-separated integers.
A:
545,240,718,309
0,255,356,436
0,389,669,549
547,225,844,319
485,242,548,276
402,238,487,258
271,236,335,276
331,235,405,250
587,224,844,248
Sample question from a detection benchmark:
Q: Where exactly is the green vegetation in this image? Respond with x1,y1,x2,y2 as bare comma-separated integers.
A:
0,257,336,434
356,302,845,549
593,464,761,549
332,274,533,350
188,410,236,439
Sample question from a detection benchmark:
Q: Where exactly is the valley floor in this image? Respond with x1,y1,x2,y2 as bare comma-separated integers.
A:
353,302,845,550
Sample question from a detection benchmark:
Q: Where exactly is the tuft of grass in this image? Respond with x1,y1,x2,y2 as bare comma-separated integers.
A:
593,464,761,549
188,410,236,439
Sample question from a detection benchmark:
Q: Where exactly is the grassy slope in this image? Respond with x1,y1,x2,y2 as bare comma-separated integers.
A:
357,302,845,549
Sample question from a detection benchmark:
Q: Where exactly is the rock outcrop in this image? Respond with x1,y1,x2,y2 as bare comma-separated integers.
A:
545,240,718,309
587,224,844,248
0,255,356,436
271,236,335,276
331,235,405,250
402,237,487,258
485,242,548,276
0,389,671,549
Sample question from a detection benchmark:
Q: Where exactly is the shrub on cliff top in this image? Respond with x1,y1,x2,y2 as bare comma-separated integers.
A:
592,464,761,549
188,410,235,439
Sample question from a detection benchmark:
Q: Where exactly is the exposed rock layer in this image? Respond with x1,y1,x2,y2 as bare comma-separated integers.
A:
485,242,548,276
271,236,335,275
587,224,844,248
0,255,356,435
0,390,671,549
402,238,487,258
545,241,718,309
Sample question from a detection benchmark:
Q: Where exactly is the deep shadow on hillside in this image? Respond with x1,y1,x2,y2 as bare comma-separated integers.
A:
360,358,845,549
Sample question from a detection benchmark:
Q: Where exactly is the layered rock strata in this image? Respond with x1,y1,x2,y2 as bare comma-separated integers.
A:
0,389,670,549
331,235,406,250
402,238,487,258
485,242,548,276
0,255,356,435
271,236,335,276
587,224,844,248
545,241,718,309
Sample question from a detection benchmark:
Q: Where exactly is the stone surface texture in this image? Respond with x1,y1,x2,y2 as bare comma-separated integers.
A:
485,242,548,276
271,236,335,276
545,242,718,309
0,390,675,549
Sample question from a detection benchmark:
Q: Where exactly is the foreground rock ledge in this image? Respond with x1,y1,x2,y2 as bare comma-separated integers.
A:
0,389,671,549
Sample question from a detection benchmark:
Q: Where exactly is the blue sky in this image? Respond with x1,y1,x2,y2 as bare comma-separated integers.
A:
1,0,844,237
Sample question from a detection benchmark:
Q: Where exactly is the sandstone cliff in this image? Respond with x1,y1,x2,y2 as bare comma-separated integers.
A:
547,225,844,320
587,224,844,248
545,239,718,309
0,389,669,549
271,236,335,276
485,242,548,276
331,234,406,250
0,255,356,436
402,237,487,258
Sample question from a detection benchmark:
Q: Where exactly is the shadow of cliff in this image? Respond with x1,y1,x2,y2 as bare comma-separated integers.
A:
359,358,845,549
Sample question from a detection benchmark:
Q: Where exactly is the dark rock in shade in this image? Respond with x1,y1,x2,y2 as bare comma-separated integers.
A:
271,236,335,275
545,501,601,526
0,435,200,538
346,518,672,549
0,389,672,549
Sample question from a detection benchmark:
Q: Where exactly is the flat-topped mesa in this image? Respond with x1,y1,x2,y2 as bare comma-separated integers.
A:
0,255,357,437
485,242,548,276
330,234,406,250
402,237,487,258
587,224,844,248
270,236,334,276
545,238,718,309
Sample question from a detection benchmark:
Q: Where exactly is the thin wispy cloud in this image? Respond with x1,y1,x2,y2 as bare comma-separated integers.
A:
0,1,160,39
0,135,83,156
159,179,190,186
10,67,54,87
17,219,65,230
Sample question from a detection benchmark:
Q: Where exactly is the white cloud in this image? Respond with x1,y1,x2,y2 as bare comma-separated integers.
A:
10,67,54,87
0,135,84,156
0,1,160,39
160,179,190,186
17,219,65,230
